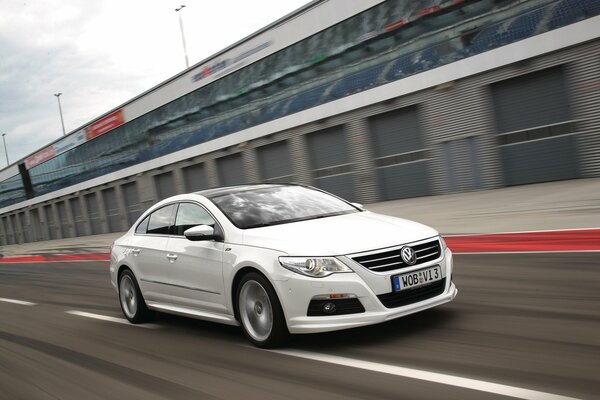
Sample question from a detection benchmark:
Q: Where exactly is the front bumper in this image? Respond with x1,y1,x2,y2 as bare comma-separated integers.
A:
284,282,457,334
275,247,457,334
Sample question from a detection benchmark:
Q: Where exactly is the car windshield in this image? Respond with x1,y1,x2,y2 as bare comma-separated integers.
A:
208,185,359,229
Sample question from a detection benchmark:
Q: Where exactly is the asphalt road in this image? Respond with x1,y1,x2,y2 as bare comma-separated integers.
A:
0,253,598,400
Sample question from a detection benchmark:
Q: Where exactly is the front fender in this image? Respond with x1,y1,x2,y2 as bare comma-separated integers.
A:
223,244,291,315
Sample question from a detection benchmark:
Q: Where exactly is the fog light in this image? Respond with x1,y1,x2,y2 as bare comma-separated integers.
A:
322,302,337,314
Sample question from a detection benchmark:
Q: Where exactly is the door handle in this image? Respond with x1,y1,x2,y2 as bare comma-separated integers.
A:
166,254,178,262
132,248,141,256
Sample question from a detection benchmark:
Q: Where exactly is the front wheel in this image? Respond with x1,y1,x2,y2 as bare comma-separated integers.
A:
237,272,289,348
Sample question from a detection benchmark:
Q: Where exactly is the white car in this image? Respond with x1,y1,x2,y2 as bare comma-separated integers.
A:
110,184,457,347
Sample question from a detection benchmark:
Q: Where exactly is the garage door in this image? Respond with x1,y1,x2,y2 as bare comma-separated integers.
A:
44,204,60,240
441,137,483,192
155,171,176,201
85,193,102,235
217,154,246,186
368,107,431,200
307,126,355,201
491,66,579,185
69,197,85,237
257,141,293,183
121,182,143,226
102,188,121,233
182,163,208,192
56,201,71,238
1,217,13,244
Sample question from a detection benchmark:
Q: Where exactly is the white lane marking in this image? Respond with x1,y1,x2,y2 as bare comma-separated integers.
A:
271,349,581,400
0,298,37,306
65,310,158,329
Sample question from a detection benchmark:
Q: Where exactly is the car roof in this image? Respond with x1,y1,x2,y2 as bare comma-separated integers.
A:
195,183,299,199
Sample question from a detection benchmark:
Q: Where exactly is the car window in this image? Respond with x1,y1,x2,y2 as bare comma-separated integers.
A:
135,215,150,234
173,203,215,236
147,204,177,235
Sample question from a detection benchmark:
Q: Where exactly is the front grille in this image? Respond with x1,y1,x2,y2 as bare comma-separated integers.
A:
377,278,446,309
351,238,441,272
307,298,365,316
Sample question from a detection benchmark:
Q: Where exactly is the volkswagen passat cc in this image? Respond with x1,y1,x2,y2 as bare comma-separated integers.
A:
110,184,457,347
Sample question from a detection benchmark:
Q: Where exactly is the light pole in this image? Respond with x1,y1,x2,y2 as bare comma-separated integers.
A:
2,133,8,167
175,5,189,69
54,92,66,136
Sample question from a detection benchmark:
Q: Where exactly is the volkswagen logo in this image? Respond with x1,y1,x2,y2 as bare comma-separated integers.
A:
400,246,416,265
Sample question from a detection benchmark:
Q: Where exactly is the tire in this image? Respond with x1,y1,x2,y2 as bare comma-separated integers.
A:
236,272,289,348
118,269,154,324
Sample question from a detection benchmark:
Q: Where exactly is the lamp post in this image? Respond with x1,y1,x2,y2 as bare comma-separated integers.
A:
1,133,8,166
54,93,66,136
175,5,189,69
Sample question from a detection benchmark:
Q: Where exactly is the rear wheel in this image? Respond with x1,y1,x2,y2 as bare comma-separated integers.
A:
237,272,289,348
118,269,153,323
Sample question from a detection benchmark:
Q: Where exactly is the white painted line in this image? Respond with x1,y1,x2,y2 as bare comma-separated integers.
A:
0,298,37,306
271,349,581,400
65,310,158,329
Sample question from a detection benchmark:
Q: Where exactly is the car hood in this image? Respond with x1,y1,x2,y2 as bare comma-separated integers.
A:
241,211,438,255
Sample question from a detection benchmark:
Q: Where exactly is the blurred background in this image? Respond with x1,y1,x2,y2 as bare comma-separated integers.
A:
0,0,599,244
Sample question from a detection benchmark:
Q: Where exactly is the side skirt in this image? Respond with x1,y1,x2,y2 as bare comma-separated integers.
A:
146,301,239,326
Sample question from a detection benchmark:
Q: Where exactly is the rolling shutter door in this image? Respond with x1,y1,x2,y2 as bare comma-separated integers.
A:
102,188,121,233
257,141,293,183
307,126,356,201
85,193,102,235
18,212,30,243
30,208,42,241
491,66,579,185
121,182,142,226
217,154,246,186
368,107,431,200
56,201,71,238
441,137,483,192
182,163,208,192
10,214,22,243
44,204,60,239
155,171,176,201
69,197,85,237
2,217,12,244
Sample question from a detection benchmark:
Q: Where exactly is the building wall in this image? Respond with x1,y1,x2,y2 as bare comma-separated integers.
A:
1,38,599,244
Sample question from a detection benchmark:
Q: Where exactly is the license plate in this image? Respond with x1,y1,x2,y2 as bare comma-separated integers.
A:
392,266,442,292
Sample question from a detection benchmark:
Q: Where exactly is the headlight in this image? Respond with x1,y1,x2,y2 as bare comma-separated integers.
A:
279,257,353,278
439,235,448,251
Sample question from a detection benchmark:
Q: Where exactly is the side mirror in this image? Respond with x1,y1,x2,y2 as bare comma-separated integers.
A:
184,225,222,241
351,202,364,210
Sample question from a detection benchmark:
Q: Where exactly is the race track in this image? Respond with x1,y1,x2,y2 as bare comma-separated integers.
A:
0,253,598,400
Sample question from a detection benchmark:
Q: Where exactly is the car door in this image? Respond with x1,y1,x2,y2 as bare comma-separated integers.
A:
165,202,226,313
128,204,177,303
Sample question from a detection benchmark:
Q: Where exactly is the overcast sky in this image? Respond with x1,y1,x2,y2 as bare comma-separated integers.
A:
0,0,309,167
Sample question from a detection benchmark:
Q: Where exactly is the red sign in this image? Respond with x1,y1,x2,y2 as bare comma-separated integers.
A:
384,19,408,32
85,109,125,140
25,145,57,169
414,6,441,17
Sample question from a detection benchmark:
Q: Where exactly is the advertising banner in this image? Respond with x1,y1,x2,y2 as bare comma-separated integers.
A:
85,109,125,140
24,146,57,169
25,109,125,170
